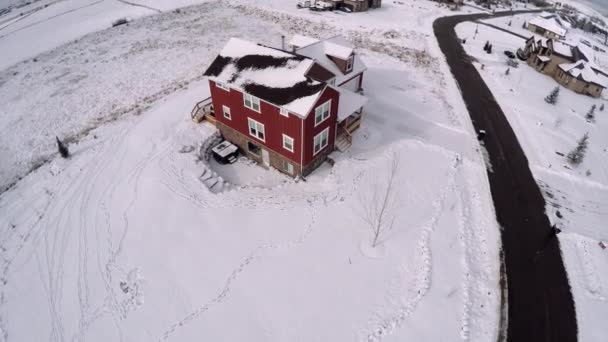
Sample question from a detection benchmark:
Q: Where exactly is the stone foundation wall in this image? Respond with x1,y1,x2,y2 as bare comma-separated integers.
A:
217,122,306,177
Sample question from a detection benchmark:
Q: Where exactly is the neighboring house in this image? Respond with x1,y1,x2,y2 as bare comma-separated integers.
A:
527,38,578,75
202,37,367,177
342,0,382,12
555,61,607,98
527,15,567,39
523,37,608,98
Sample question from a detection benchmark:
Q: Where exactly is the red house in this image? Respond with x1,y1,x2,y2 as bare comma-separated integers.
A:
203,36,367,177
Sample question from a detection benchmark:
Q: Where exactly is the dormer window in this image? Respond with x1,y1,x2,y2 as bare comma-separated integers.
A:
346,55,354,72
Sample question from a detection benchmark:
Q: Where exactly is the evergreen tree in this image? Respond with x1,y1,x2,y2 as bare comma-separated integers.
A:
508,20,512,26
56,136,70,158
522,21,527,29
484,41,490,51
487,44,493,54
585,104,596,122
505,68,510,75
544,87,560,104
600,103,605,111
567,133,589,166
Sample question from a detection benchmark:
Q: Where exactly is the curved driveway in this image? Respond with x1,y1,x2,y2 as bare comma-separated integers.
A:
433,11,578,342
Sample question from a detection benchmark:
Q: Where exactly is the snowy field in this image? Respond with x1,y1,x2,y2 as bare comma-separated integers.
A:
457,20,608,342
0,0,478,194
0,1,507,342
0,0,215,70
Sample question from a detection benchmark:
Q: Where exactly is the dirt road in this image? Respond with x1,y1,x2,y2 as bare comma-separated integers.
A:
433,11,578,342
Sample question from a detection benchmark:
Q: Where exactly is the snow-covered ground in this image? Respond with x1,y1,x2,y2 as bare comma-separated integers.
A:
457,20,608,342
0,1,508,341
0,0,215,70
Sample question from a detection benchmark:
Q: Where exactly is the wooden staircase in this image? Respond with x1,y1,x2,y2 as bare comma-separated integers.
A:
335,133,352,152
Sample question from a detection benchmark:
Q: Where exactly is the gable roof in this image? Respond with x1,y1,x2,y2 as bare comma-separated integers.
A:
289,34,320,49
203,38,327,117
530,16,567,37
296,35,367,86
559,60,608,88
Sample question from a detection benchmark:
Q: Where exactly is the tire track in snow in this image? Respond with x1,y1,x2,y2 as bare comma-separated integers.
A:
159,202,319,341
0,0,105,39
115,0,161,13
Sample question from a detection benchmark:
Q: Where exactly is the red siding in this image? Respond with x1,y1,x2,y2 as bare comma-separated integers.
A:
302,86,339,165
209,80,303,164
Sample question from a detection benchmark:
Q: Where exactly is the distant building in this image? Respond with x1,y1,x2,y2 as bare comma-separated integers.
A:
527,14,568,39
342,0,382,12
555,61,607,98
523,37,607,97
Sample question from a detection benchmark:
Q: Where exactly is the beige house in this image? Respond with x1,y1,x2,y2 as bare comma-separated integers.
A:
522,37,607,98
527,15,567,39
555,61,606,98
527,38,576,75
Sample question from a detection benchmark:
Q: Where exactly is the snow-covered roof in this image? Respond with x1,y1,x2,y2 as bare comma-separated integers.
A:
559,60,608,88
530,16,567,37
537,55,551,62
296,35,367,86
325,41,354,60
203,38,326,117
552,40,573,58
289,34,320,49
334,87,368,122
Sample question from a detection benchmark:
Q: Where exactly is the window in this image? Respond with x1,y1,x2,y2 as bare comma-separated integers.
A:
282,160,294,175
314,100,331,126
248,141,261,156
216,82,229,91
346,55,354,72
313,128,329,155
222,105,231,120
244,93,261,112
279,107,289,117
282,134,294,152
248,118,265,141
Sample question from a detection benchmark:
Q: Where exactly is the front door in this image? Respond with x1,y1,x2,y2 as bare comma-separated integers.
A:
262,149,270,168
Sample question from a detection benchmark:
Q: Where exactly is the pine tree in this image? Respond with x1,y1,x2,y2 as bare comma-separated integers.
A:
567,133,589,166
522,21,527,29
487,44,493,54
585,104,596,122
484,41,490,51
600,103,605,111
508,20,512,26
56,136,70,158
544,87,560,104
505,68,510,75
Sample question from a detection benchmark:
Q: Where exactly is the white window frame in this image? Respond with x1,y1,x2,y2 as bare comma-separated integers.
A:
314,100,331,127
313,128,329,156
279,107,289,117
243,93,261,113
283,160,294,175
248,118,265,142
282,134,294,152
216,82,230,91
222,105,231,120
346,55,354,72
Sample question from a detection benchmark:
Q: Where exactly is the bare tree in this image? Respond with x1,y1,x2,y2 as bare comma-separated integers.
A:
359,157,400,248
